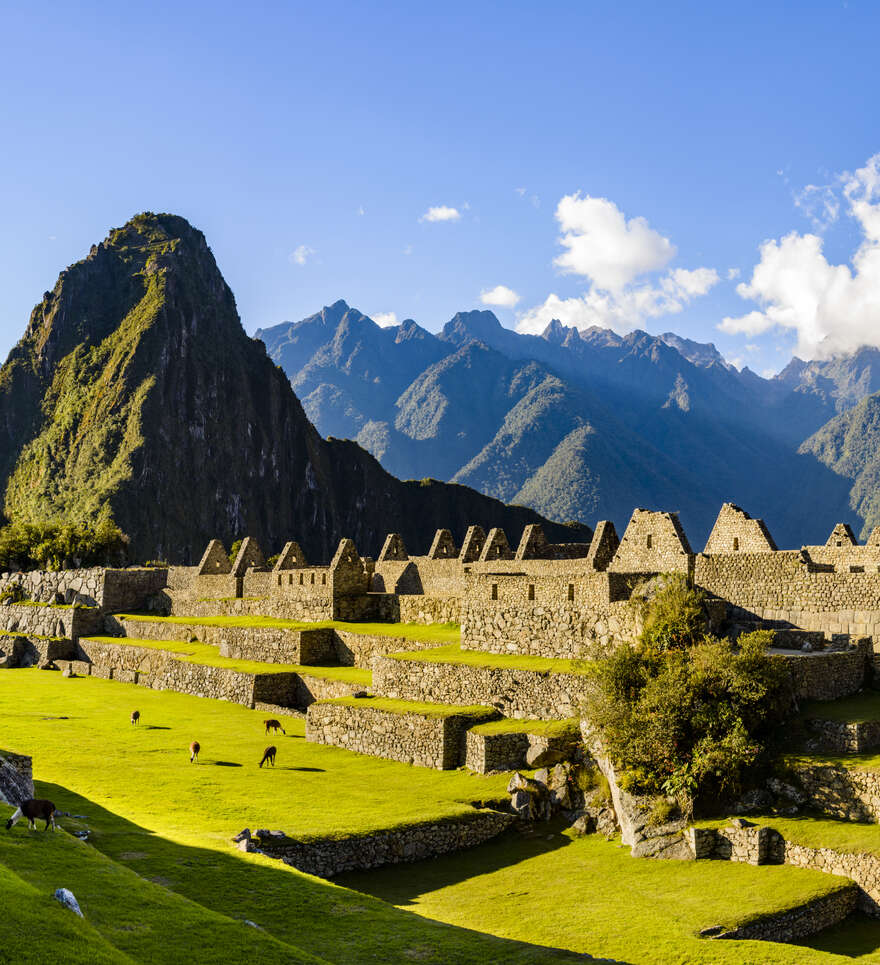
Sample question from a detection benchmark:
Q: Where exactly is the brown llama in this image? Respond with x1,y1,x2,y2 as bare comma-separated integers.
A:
263,719,286,735
259,746,277,768
190,740,200,763
6,799,56,831
131,710,140,725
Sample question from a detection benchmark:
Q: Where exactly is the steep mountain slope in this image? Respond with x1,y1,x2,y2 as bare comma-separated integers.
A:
259,304,855,548
0,214,589,562
799,391,880,540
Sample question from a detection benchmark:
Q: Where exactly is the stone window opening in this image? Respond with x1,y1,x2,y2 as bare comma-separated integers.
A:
491,584,498,601
299,574,304,585
528,584,535,601
277,574,282,587
568,583,575,602
733,537,739,552
322,573,327,585
311,573,315,585
288,573,293,585
646,534,653,549
851,565,864,573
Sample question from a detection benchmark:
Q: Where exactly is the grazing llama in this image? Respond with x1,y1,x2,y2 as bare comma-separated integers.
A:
6,799,56,831
131,710,140,725
263,719,286,735
190,740,200,763
259,746,277,768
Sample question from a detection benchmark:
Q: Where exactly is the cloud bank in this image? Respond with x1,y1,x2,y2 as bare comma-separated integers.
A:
721,154,880,358
371,311,399,328
517,194,718,335
420,205,461,223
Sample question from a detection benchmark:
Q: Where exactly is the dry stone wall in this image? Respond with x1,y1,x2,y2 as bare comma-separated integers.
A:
0,604,102,641
253,810,516,878
0,751,34,806
373,655,591,719
776,641,870,701
0,632,74,668
805,717,880,754
306,701,495,769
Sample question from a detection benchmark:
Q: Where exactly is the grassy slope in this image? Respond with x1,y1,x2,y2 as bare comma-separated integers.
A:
802,691,880,723
80,636,371,685
337,822,861,965
469,718,580,738
385,643,589,675
0,823,322,965
118,614,461,643
0,670,586,965
1,671,870,964
318,696,497,719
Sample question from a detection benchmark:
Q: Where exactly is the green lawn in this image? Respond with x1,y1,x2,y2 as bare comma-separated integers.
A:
0,670,584,964
118,613,461,643
337,821,864,965
80,636,372,685
318,696,498,720
385,643,591,675
802,692,880,723
469,717,581,738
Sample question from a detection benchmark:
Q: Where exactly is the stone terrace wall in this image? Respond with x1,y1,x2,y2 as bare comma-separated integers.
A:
717,889,857,943
331,629,450,668
0,751,34,806
254,810,516,878
0,604,103,641
462,569,639,658
101,569,169,612
397,596,461,625
0,633,74,668
306,701,490,769
805,717,880,754
0,568,105,606
777,641,871,701
373,655,591,719
788,762,880,823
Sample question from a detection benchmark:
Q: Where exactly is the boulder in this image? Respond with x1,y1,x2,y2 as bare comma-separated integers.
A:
525,743,568,768
732,789,773,815
54,888,84,918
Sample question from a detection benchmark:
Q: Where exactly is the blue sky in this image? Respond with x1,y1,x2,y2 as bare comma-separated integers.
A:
2,0,879,375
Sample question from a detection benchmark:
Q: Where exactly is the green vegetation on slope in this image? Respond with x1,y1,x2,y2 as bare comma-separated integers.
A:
0,671,584,964
318,696,498,720
118,614,460,643
80,636,372,685
469,718,581,738
337,821,858,965
385,643,588,674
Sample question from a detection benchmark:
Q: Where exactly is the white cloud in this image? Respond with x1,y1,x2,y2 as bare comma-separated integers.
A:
720,153,880,358
289,245,314,266
727,267,741,280
357,205,365,216
794,182,839,231
480,285,521,308
372,311,398,328
515,187,527,197
515,194,718,336
553,193,676,291
420,205,461,223
516,267,720,336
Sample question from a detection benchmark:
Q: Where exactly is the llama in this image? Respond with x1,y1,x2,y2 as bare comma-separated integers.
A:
259,746,277,768
263,719,286,735
190,740,200,764
6,799,56,831
131,710,140,725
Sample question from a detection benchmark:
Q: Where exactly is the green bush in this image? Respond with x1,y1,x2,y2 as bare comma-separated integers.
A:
228,539,242,565
0,517,128,571
584,583,791,816
0,584,27,604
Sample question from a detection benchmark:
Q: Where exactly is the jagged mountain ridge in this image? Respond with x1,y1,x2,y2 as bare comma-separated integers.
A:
0,214,591,563
257,303,871,549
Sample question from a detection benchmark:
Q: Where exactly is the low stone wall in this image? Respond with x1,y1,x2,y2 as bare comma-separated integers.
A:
109,616,336,665
776,640,871,701
0,751,34,806
373,655,590,719
0,567,167,612
253,810,515,878
331,630,450,668
306,701,496,769
0,632,74,668
466,730,531,773
716,889,858,942
72,639,299,708
788,763,880,823
688,824,880,916
806,717,880,754
397,596,461,626
0,604,103,641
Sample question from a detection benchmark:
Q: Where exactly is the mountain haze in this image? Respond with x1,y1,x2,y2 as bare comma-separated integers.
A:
0,215,591,563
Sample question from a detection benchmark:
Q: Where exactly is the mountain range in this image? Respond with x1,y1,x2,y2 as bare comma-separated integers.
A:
0,214,590,563
256,302,880,548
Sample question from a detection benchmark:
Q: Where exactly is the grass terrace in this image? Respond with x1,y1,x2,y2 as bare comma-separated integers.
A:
384,643,590,675
801,692,880,723
79,636,372,685
317,696,499,721
118,613,461,644
468,718,581,739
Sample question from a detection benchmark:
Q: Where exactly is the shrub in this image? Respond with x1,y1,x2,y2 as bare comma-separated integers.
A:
228,539,242,565
0,518,128,572
635,574,708,651
646,797,677,828
584,583,791,817
0,584,27,604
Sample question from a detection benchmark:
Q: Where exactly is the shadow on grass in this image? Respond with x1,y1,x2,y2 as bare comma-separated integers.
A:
280,766,325,773
212,761,243,767
143,725,172,731
31,782,596,965
793,911,880,957
337,820,574,907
